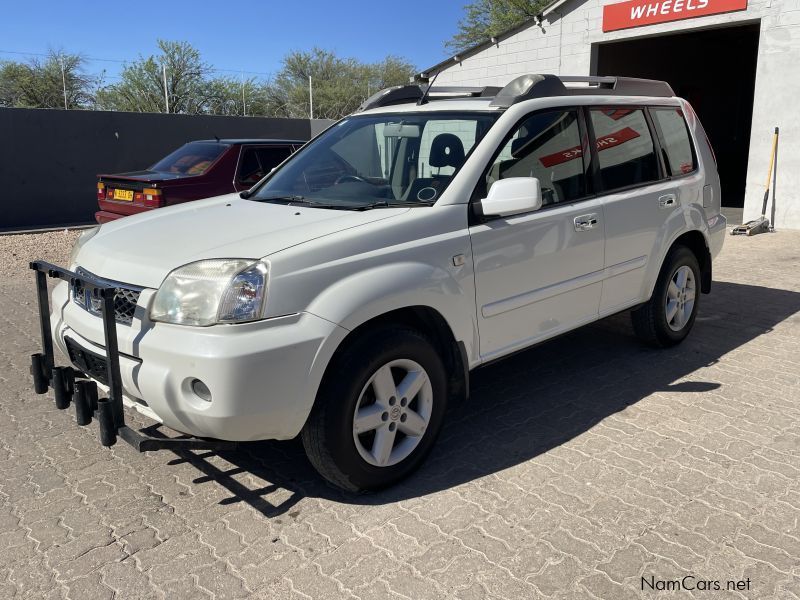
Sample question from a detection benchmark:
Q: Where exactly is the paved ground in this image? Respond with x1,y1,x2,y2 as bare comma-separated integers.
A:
1,229,799,599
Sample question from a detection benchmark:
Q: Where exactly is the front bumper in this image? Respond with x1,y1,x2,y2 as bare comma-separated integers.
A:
30,261,347,451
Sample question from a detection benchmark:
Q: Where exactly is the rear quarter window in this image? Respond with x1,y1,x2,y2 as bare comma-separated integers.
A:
651,108,697,176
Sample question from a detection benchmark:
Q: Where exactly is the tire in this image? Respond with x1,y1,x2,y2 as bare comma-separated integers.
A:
631,245,701,348
301,326,448,492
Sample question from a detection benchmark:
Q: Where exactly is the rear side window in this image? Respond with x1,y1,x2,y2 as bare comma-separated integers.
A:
237,146,293,185
651,108,697,176
479,110,587,206
589,109,659,192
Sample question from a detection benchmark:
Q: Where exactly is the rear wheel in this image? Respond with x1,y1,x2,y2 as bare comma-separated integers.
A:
301,326,448,492
632,245,700,347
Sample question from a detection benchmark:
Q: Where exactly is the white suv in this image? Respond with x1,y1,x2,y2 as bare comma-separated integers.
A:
40,75,726,491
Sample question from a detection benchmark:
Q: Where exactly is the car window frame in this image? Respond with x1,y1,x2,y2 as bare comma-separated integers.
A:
470,106,595,222
583,105,669,197
647,106,699,180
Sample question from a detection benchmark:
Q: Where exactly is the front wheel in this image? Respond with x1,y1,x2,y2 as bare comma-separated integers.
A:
631,245,701,347
301,327,448,492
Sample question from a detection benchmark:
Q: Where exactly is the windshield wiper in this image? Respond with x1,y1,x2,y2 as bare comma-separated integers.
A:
355,200,435,210
250,195,360,210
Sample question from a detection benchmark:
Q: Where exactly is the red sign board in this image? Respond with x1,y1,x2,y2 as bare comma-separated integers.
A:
603,0,748,32
540,127,640,168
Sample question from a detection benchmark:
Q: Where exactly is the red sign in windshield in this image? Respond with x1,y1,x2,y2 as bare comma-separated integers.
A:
603,0,748,32
539,127,640,168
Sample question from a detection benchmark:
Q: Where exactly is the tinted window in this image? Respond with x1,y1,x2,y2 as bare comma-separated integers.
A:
237,146,293,185
255,146,292,170
652,108,696,176
481,110,586,206
151,142,228,175
590,109,659,191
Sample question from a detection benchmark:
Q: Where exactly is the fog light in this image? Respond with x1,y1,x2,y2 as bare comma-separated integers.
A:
191,379,212,402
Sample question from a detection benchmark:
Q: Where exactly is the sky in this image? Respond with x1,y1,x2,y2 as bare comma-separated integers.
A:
0,0,464,83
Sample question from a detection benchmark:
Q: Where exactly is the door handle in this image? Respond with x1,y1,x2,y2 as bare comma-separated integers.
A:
659,194,677,208
574,213,599,232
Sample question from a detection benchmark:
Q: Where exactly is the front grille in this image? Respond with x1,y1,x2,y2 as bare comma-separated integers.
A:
71,268,142,325
65,337,108,385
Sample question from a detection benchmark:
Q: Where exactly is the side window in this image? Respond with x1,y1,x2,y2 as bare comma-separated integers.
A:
237,146,292,185
651,108,697,176
481,110,587,206
254,146,292,172
589,109,660,192
237,147,263,185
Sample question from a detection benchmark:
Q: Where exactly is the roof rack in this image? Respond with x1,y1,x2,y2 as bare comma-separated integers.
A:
490,74,674,107
357,85,501,112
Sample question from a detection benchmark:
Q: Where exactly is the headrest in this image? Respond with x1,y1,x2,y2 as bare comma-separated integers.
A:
429,133,466,169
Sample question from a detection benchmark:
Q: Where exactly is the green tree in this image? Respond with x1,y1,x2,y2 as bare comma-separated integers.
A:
203,75,275,116
97,40,216,114
446,0,546,53
0,51,96,109
266,48,415,120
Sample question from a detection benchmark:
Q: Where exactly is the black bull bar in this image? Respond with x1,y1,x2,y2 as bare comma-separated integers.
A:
28,260,237,453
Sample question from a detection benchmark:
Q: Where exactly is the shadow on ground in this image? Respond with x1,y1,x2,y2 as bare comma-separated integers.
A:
142,281,800,516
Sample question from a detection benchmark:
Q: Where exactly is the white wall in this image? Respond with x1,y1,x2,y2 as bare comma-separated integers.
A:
432,0,800,229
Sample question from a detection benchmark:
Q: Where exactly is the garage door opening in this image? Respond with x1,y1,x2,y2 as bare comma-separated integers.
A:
593,23,760,208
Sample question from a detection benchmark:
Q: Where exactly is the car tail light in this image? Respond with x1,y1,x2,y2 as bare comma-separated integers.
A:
142,188,163,208
106,188,114,200
97,182,105,201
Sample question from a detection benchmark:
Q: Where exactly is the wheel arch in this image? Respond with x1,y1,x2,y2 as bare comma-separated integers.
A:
316,306,469,413
668,230,712,294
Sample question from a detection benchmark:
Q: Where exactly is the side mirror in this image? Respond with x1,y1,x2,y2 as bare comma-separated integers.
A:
477,177,542,217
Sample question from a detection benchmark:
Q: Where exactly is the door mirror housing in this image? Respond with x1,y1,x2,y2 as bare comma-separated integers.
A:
477,177,542,217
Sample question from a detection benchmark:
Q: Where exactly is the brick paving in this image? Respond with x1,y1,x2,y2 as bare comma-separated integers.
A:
1,230,798,599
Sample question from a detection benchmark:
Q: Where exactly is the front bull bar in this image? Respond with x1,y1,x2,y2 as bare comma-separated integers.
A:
28,260,237,453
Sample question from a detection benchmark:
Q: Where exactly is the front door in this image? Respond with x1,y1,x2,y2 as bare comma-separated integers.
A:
470,109,605,359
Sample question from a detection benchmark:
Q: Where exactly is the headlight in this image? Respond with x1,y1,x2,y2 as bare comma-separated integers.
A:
150,259,269,326
69,226,100,267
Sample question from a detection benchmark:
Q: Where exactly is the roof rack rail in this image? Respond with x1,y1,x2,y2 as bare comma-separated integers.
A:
357,85,502,112
489,74,674,108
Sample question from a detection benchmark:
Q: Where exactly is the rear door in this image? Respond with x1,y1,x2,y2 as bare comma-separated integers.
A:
469,108,605,359
587,106,691,314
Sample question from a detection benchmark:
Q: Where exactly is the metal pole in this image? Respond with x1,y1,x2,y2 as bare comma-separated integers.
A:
162,63,169,114
241,72,246,116
60,55,68,110
309,75,313,120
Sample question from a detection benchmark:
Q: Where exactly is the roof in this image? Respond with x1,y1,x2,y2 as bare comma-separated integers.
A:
419,0,570,80
193,138,306,144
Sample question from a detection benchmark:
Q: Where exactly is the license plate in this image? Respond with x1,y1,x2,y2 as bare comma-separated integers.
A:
113,189,134,201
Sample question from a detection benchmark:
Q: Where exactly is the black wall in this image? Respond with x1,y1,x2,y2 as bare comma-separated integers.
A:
0,108,313,231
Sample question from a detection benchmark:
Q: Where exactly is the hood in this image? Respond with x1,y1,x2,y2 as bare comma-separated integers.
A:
77,195,407,288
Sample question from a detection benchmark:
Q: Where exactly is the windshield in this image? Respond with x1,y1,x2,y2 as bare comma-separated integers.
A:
250,112,498,208
150,142,229,175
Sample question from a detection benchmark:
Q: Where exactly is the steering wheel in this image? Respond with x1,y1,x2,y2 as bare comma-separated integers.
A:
334,174,367,185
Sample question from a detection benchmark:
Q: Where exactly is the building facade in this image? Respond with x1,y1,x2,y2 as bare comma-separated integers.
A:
422,0,800,228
